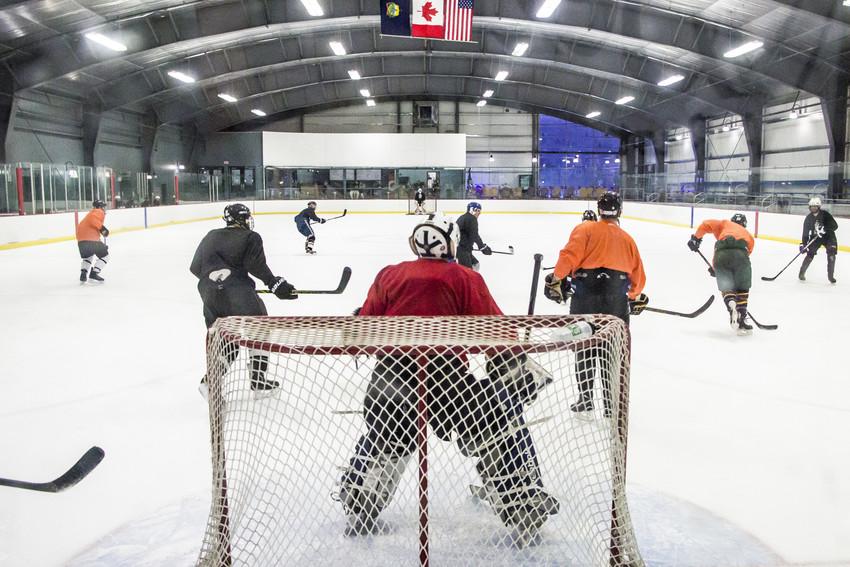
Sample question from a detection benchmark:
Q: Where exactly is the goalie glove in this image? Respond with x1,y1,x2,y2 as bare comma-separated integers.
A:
544,274,572,304
100,226,110,237
629,293,649,315
270,277,297,300
687,235,701,252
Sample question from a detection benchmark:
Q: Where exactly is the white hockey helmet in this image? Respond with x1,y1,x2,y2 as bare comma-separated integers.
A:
808,197,822,209
409,213,458,260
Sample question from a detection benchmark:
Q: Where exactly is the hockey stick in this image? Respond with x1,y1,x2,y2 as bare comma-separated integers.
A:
476,245,514,255
324,209,348,222
760,236,818,282
259,267,352,295
645,295,715,318
527,254,543,315
0,446,105,493
695,249,716,277
747,312,778,330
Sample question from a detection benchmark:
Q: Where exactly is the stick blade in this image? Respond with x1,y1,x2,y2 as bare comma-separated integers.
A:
50,446,105,492
760,276,778,282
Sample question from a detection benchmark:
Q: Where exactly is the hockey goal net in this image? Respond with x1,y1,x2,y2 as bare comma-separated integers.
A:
407,190,438,215
198,315,642,567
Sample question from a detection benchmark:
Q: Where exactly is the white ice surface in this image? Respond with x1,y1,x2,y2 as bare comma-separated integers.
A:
1,212,849,566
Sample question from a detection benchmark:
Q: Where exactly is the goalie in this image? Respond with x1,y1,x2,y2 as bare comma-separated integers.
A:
336,214,558,541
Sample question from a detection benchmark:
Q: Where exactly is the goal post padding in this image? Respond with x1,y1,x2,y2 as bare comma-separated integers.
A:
198,315,642,567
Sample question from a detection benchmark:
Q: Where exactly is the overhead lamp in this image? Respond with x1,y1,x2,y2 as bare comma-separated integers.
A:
512,42,529,57
359,89,371,97
167,70,196,83
723,40,764,59
657,74,685,87
845,0,850,5
329,41,346,56
251,109,267,117
614,158,621,164
535,0,562,18
299,0,324,16
348,70,361,80
482,89,494,98
489,153,495,162
84,32,128,52
68,169,79,179
494,71,509,81
366,99,376,107
605,160,610,164
217,93,238,103
722,124,731,132
615,96,635,105
531,156,538,164
586,111,601,119
476,100,487,107
789,109,799,119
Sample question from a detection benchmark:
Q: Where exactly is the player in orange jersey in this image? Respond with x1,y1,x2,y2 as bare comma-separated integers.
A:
544,192,647,418
76,200,110,283
688,213,754,335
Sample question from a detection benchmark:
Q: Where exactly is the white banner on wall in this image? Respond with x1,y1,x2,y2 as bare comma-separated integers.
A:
262,132,467,168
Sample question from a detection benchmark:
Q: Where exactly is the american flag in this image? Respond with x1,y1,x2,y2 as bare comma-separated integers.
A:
444,0,474,42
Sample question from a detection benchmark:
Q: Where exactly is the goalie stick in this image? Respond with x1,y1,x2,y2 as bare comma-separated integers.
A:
760,236,819,281
645,295,715,318
0,446,105,493
259,267,351,295
747,312,778,330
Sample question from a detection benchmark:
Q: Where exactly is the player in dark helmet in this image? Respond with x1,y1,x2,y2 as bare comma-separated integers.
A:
545,191,647,419
76,200,110,283
798,197,838,283
456,202,492,271
294,201,326,254
191,203,297,397
688,213,755,335
581,209,597,222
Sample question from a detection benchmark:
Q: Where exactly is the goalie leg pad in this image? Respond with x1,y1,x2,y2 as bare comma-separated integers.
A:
487,353,553,406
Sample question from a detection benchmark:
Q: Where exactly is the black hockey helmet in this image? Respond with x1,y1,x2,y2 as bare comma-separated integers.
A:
597,192,622,218
224,203,253,230
307,201,317,208
730,213,747,228
582,209,598,222
92,199,106,210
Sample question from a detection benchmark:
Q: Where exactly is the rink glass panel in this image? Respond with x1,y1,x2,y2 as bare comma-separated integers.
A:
197,315,643,567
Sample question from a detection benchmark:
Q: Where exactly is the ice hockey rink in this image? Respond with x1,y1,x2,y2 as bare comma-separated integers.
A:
0,208,848,567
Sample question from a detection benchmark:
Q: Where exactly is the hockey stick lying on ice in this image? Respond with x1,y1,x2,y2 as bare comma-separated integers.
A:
760,236,818,282
476,245,514,255
0,446,105,493
324,209,348,222
645,295,715,318
259,267,352,295
747,312,778,330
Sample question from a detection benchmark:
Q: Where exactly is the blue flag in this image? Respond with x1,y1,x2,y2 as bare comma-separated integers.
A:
381,0,412,37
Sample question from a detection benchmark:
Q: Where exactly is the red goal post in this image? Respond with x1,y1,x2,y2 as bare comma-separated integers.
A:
198,315,642,567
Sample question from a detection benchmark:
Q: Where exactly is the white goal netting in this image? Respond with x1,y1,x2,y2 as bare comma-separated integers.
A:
198,315,642,567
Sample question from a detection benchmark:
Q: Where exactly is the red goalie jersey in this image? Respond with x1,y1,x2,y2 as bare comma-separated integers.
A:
359,258,503,317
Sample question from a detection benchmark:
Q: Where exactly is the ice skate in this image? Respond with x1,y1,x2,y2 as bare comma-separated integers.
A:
88,270,105,283
725,297,738,331
570,396,594,421
336,452,410,536
198,377,209,401
79,269,88,283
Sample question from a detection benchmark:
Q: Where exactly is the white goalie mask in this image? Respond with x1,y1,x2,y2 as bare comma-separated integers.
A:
409,214,458,260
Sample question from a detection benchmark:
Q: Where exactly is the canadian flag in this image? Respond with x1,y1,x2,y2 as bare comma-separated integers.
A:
411,0,445,39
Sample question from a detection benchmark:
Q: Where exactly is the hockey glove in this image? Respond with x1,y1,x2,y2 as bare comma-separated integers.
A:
270,277,297,300
544,274,571,304
799,243,808,254
320,218,327,224
629,293,649,315
480,245,493,256
100,226,110,237
352,307,361,316
687,235,701,252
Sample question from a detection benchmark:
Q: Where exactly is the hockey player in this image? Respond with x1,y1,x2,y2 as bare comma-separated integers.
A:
544,192,647,417
799,197,838,283
456,202,492,271
413,186,427,215
76,199,110,283
688,213,754,335
294,201,326,254
581,209,597,222
337,214,558,542
191,203,297,395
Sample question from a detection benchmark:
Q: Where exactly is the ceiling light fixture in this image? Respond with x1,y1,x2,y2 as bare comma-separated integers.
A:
615,96,635,105
494,71,509,81
329,41,346,56
359,89,371,97
483,89,494,98
366,99,376,107
512,42,529,57
477,100,487,107
217,93,238,103
489,153,495,162
348,70,361,80
251,109,267,117
299,0,324,16
723,40,764,59
586,111,601,119
657,74,685,87
84,32,128,52
167,70,196,83
535,0,562,18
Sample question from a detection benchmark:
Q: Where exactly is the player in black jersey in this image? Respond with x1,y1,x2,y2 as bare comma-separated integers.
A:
799,197,838,283
294,201,326,254
191,203,297,396
456,202,492,271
